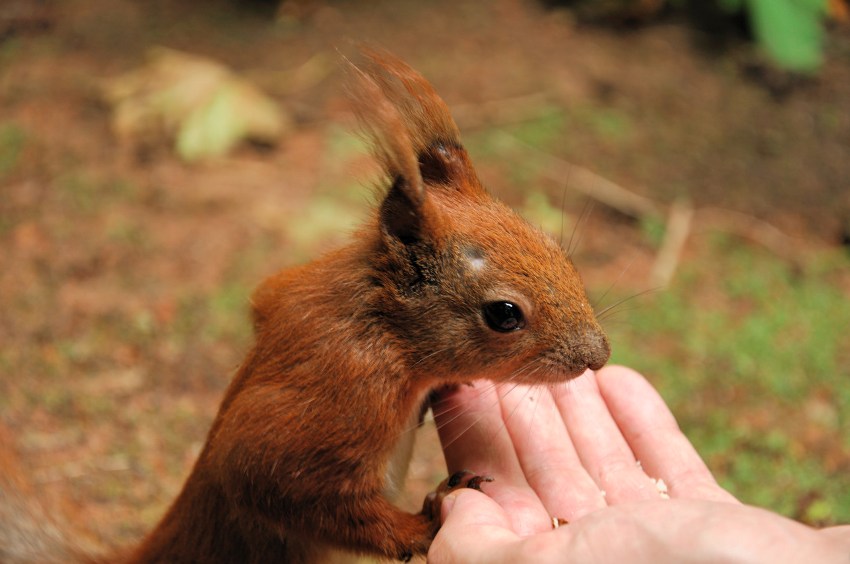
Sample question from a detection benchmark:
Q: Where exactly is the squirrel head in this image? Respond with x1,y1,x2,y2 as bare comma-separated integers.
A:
352,50,610,385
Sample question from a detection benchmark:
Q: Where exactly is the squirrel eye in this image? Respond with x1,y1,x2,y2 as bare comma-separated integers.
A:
483,301,526,333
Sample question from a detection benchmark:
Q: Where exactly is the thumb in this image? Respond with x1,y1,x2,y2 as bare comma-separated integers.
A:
429,489,521,563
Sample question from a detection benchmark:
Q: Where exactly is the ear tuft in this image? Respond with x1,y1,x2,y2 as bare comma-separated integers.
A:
347,61,424,208
347,48,483,243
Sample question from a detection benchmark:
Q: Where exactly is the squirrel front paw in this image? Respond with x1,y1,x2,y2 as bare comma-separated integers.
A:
390,470,492,561
421,469,494,522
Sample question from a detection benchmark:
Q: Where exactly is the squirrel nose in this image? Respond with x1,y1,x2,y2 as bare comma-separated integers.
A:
583,327,611,371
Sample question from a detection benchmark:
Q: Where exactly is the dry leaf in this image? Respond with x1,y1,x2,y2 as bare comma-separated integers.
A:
103,47,290,161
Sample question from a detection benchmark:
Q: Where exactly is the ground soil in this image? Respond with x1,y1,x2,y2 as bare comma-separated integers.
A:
1,0,848,556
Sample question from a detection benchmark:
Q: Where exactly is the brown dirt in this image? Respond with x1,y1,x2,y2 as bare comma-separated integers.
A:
1,0,848,554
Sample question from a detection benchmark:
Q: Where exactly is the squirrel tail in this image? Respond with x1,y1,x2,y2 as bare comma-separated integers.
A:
0,425,103,563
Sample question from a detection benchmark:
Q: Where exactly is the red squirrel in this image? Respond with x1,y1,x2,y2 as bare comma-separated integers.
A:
2,50,610,563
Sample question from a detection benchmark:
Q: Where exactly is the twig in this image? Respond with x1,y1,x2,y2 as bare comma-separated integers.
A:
492,131,662,219
446,97,804,276
694,207,805,268
451,97,659,218
651,199,694,287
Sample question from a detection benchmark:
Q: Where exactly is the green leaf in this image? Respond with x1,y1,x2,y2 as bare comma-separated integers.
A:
746,0,827,73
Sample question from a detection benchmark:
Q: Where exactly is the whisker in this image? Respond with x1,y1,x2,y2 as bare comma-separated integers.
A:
567,199,595,258
558,183,570,248
524,383,545,445
596,288,659,320
428,382,501,435
597,303,645,323
594,317,634,329
433,364,539,449
494,387,533,432
438,378,534,451
411,346,452,368
390,381,499,440
482,368,550,447
497,381,537,427
550,376,579,401
437,399,499,451
592,255,638,310
428,381,497,421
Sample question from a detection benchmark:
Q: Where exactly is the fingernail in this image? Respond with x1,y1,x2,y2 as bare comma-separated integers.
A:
441,492,457,517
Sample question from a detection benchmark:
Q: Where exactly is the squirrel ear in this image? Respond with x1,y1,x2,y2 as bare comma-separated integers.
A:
376,140,481,245
379,174,427,244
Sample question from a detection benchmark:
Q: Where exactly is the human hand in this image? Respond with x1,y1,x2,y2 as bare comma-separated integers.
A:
428,366,850,563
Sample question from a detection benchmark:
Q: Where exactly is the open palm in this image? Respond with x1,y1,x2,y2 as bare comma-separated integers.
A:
429,366,850,563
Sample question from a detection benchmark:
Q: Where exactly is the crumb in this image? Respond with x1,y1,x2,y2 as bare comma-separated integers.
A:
551,517,569,529
653,478,670,499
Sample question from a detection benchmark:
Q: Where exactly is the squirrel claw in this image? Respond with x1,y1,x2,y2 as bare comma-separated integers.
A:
466,474,494,490
422,470,493,522
447,469,493,489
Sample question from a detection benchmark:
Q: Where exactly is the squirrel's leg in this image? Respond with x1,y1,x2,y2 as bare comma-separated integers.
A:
275,494,433,561
271,471,492,562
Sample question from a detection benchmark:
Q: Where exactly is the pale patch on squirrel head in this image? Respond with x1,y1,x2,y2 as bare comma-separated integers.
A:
351,50,610,385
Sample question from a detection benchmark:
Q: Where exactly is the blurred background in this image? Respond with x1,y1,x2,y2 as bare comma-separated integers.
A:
1,0,849,553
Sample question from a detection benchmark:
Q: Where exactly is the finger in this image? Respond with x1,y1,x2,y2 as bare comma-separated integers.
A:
553,371,662,503
820,525,850,550
497,383,607,522
429,489,522,564
596,365,738,503
432,382,551,534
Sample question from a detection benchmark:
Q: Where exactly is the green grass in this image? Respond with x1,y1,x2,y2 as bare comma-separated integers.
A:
205,282,253,343
0,122,26,179
605,242,850,525
57,172,141,215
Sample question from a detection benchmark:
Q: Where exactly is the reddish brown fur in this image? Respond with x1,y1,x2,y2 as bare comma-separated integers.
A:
2,51,610,563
